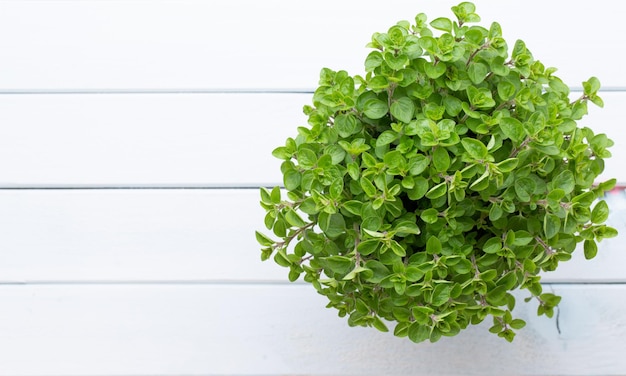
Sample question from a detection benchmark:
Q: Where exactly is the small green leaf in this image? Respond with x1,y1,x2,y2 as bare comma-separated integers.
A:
424,61,447,79
426,182,447,199
409,155,430,175
323,255,353,274
285,209,306,228
357,239,380,256
363,98,389,119
496,158,518,172
430,17,453,32
319,212,346,238
544,214,561,239
432,147,450,172
372,316,389,332
497,81,516,100
376,130,398,147
426,236,442,254
360,177,377,197
553,170,575,194
468,62,488,84
284,169,301,190
583,239,598,260
420,208,440,224
461,138,488,160
483,237,502,254
390,97,416,123
270,186,281,204
255,231,274,247
500,117,525,142
408,322,430,343
365,51,384,72
591,200,609,224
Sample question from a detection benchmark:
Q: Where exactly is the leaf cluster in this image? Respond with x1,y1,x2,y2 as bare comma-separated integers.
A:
257,2,617,343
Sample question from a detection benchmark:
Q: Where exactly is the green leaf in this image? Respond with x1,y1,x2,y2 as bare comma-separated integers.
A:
319,212,346,238
420,208,440,224
409,155,430,175
363,98,389,119
483,237,502,254
424,61,447,79
285,209,306,228
500,117,525,142
255,231,274,247
360,177,377,197
584,239,598,260
443,96,463,117
493,158,517,173
390,97,416,123
357,239,380,256
274,248,291,267
583,76,601,96
270,186,281,204
461,138,488,160
430,17,453,32
376,130,398,147
468,62,488,84
431,284,451,306
553,170,575,194
432,147,450,172
385,52,409,70
497,81,516,101
298,148,318,168
426,236,442,254
372,316,389,332
365,51,384,72
591,200,609,224
323,255,353,274
544,214,561,239
389,240,407,257
284,169,301,190
514,177,535,202
426,182,447,199
510,319,526,330
334,114,361,138
408,322,430,343
394,221,421,236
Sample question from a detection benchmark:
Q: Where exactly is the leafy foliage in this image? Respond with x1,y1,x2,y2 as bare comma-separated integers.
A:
257,2,617,343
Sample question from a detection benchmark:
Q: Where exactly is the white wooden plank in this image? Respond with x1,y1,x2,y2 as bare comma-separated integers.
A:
0,93,304,187
0,283,624,376
0,91,623,187
0,1,623,90
0,189,284,282
1,189,624,283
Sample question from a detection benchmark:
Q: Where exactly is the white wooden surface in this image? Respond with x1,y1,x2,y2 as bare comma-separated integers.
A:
1,1,625,375
0,285,625,376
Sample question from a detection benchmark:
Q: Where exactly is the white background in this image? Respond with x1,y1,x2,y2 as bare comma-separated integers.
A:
1,1,625,375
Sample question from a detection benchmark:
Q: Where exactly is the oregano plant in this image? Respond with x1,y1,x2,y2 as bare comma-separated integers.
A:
257,2,617,343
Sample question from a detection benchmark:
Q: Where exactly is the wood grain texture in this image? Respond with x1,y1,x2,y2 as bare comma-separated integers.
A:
0,0,622,91
0,284,624,376
1,1,624,375
1,189,624,283
0,91,622,187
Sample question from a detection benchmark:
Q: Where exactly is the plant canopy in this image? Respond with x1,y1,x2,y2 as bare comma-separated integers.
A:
257,2,617,343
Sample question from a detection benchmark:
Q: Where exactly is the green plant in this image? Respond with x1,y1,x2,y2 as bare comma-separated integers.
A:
257,2,617,343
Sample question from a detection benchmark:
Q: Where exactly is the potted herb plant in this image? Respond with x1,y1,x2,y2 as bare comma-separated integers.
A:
257,1,617,343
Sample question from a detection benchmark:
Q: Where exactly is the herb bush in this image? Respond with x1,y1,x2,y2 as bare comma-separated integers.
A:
257,2,617,342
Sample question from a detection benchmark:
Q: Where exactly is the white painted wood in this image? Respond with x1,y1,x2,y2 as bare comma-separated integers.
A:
0,91,623,187
0,1,622,91
0,284,624,376
0,93,305,187
1,189,624,283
